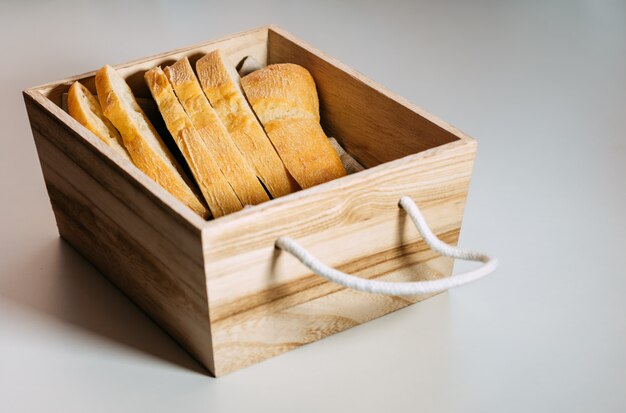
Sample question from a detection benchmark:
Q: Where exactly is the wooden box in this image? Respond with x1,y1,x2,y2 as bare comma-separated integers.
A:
23,26,477,376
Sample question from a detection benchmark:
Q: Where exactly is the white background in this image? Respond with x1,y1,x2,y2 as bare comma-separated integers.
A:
1,1,624,412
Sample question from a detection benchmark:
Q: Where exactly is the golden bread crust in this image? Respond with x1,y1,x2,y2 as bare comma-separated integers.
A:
164,57,269,207
145,66,243,217
196,50,299,197
67,81,131,162
241,64,346,189
264,118,346,188
95,65,209,218
240,63,319,123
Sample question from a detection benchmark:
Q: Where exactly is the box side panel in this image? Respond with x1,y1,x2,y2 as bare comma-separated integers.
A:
267,28,462,168
25,95,216,374
205,139,476,376
212,248,456,376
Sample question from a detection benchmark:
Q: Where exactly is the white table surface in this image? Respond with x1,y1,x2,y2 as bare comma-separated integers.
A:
1,1,625,412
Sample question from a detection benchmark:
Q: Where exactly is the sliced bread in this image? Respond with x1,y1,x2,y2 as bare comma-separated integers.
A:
95,65,209,218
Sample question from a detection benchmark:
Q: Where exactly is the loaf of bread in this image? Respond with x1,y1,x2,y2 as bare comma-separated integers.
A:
196,50,299,197
95,65,209,218
144,66,243,218
164,57,269,207
67,81,131,162
240,63,346,189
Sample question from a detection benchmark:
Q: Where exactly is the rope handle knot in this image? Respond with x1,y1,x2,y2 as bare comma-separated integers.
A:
275,196,498,296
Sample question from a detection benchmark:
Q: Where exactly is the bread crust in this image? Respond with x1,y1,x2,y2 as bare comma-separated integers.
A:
196,50,299,197
164,57,269,207
145,66,243,218
264,118,346,188
67,81,131,162
95,65,209,218
240,63,320,123
241,64,346,189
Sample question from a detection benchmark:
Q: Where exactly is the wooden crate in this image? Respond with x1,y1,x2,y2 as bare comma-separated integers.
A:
23,26,477,376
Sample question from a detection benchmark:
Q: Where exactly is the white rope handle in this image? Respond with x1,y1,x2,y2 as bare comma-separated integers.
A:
275,196,498,296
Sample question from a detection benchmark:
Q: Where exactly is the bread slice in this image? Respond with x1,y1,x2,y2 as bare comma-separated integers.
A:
164,57,269,207
264,118,347,188
195,50,299,197
95,65,209,218
241,64,346,189
144,66,243,218
67,81,131,162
